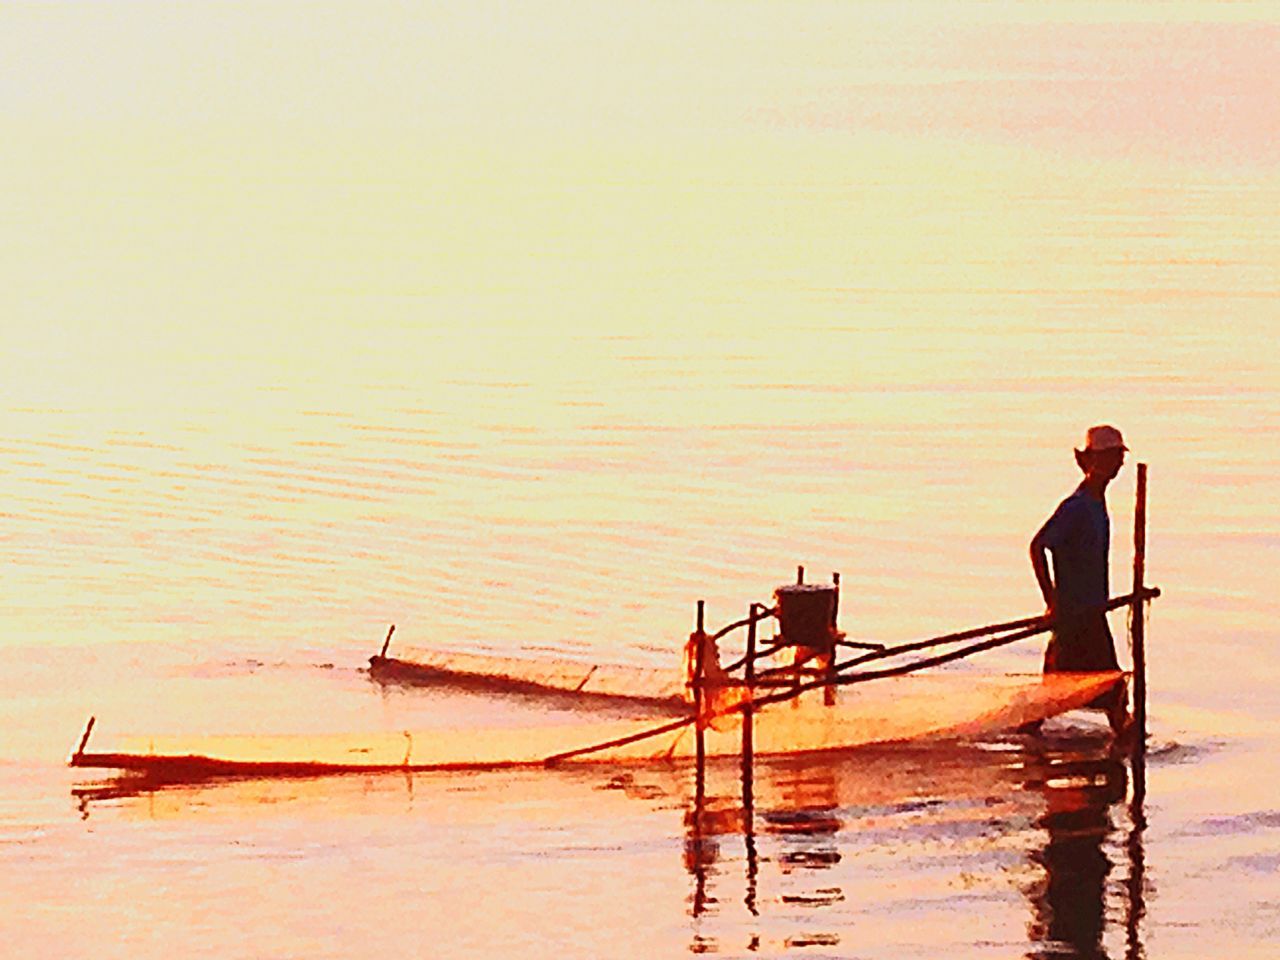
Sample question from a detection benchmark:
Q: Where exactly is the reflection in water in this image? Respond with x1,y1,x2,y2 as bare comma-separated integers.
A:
683,757,845,953
71,734,1147,958
683,793,732,919
741,741,759,918
764,764,844,951
1124,746,1148,960
1020,738,1145,960
677,736,1147,957
762,759,844,936
1124,808,1147,960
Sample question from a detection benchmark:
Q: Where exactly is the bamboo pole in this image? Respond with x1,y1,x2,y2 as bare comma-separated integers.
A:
722,635,787,674
741,604,757,870
542,715,694,765
378,624,396,659
694,600,706,798
826,572,841,706
742,603,757,779
1131,463,1149,808
711,611,768,645
839,591,1157,673
831,571,841,624
1132,465,1148,745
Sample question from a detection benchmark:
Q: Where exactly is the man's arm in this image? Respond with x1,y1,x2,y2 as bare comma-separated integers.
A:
1030,530,1056,620
1032,496,1081,621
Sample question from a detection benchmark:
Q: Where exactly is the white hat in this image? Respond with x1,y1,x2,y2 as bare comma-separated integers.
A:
1082,424,1128,452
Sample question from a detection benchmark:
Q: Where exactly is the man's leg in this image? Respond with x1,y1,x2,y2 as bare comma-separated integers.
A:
1016,632,1063,735
1107,681,1133,742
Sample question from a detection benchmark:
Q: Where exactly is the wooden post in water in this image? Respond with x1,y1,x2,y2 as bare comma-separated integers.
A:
1131,464,1148,759
742,607,760,920
742,603,757,785
826,572,841,706
1130,465,1149,817
694,600,706,802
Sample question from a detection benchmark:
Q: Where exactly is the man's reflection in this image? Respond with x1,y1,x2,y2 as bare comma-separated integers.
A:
1022,743,1129,959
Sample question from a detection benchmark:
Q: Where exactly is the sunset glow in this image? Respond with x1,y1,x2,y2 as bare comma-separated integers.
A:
3,3,1277,958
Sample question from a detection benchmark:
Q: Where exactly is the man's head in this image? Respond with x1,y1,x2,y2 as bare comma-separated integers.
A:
1074,424,1127,483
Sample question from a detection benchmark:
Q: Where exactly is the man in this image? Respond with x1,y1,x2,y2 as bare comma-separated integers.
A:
1029,425,1130,734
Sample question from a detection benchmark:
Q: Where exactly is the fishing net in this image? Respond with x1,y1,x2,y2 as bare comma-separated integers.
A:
85,672,1125,774
376,645,687,708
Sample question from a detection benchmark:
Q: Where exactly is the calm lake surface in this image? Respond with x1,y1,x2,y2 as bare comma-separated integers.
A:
2,4,1278,958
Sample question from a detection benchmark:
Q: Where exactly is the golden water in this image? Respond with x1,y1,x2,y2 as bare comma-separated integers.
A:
2,3,1278,957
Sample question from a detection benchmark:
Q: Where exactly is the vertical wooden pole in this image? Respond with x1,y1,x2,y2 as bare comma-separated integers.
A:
797,564,804,585
694,600,706,802
826,572,841,706
741,603,759,916
1127,467,1150,940
742,603,756,780
689,598,710,918
1131,464,1148,762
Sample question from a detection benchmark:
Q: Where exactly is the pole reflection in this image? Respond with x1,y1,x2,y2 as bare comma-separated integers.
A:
1124,747,1148,960
682,756,844,953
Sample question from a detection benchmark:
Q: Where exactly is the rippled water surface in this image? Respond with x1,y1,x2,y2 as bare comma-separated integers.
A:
3,4,1278,958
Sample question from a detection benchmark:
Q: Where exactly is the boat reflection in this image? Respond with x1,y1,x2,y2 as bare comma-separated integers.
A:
70,767,428,823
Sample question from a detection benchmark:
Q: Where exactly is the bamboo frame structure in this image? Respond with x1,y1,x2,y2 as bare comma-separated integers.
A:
542,586,1158,766
556,462,1160,774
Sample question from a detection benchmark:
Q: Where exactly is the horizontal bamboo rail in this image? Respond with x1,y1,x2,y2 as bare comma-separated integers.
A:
832,588,1161,674
723,638,789,674
709,606,776,645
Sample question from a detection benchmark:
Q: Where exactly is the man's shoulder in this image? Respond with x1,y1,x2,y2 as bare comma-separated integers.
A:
1053,486,1090,516
1035,486,1088,545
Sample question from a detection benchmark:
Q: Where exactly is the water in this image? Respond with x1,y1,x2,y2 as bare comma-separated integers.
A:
3,4,1278,957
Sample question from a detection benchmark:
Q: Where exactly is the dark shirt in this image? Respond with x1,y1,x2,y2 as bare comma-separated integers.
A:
1036,484,1110,618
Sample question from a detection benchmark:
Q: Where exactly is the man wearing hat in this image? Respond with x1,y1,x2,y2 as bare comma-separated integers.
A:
1029,425,1131,733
